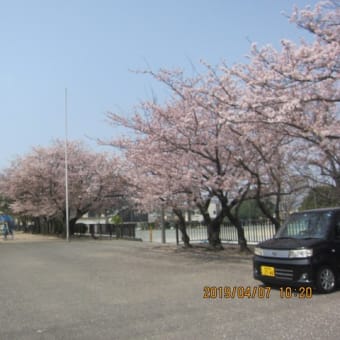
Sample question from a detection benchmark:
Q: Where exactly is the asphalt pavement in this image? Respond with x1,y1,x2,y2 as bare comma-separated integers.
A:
0,237,339,339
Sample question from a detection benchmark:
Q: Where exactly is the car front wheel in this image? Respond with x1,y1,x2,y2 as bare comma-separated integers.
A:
316,266,336,293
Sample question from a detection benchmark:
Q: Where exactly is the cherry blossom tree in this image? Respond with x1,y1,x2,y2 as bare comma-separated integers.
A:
106,78,252,250
113,135,195,247
0,140,124,235
191,0,339,222
105,0,339,250
231,0,340,197
231,122,308,230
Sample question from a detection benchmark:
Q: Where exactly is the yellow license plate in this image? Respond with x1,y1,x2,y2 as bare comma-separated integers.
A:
261,266,275,277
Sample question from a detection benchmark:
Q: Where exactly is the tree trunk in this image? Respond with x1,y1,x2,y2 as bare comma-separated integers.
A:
207,219,223,250
173,208,191,247
256,197,281,232
69,217,78,236
197,200,224,250
226,211,250,253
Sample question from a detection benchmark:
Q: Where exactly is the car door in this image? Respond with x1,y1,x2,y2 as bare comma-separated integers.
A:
332,213,340,276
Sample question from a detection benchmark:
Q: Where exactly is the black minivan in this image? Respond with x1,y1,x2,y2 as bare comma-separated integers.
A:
253,207,340,293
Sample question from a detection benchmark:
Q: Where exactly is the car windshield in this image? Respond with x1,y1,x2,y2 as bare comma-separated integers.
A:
275,211,333,239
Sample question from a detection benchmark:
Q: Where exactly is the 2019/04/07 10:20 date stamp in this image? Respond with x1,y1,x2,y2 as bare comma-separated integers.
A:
203,286,313,299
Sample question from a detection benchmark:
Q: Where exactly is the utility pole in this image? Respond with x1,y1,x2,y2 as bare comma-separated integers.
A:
64,88,70,241
161,206,166,244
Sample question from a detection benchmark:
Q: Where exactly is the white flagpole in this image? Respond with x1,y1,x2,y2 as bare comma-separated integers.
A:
64,88,70,241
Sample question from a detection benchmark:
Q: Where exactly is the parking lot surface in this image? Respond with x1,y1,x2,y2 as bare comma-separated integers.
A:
0,236,339,339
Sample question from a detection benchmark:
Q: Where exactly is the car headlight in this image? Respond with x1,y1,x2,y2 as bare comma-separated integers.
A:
254,247,264,256
288,248,313,258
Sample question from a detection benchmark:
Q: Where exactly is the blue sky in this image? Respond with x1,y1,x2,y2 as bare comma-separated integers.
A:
0,0,319,170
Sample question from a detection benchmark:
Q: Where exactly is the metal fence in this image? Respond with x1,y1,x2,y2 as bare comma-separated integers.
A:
182,221,276,245
74,221,276,245
74,223,136,239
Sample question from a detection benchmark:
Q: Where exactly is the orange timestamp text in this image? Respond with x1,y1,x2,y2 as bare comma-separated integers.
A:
203,286,271,299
